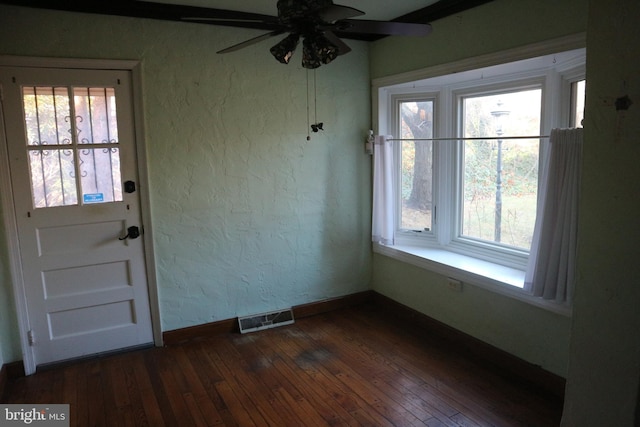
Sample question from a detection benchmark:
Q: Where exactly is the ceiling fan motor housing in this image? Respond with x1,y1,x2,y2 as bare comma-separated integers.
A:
277,0,334,26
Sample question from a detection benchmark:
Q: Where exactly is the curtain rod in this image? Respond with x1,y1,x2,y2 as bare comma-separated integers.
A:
388,135,549,142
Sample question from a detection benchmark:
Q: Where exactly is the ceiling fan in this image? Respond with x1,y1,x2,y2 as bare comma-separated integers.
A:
184,0,432,69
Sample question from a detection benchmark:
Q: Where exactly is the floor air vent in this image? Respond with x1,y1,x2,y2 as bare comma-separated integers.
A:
238,308,295,334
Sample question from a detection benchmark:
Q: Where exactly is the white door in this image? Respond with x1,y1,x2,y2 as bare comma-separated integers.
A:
0,66,154,366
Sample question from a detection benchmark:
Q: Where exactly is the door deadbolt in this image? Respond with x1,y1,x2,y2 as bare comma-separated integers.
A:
124,180,136,193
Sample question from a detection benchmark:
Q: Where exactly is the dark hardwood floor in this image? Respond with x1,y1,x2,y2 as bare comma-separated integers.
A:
2,304,563,426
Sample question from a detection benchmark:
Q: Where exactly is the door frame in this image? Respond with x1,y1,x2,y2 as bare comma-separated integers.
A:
0,55,163,375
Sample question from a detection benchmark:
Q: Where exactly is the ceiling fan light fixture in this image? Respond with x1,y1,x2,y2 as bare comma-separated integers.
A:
302,34,338,69
270,33,300,64
302,38,321,69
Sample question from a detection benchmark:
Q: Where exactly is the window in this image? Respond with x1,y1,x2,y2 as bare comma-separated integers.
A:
570,79,586,128
459,88,541,250
398,98,434,232
22,86,122,208
377,48,586,282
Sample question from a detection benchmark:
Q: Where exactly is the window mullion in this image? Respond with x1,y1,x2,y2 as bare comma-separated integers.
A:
435,89,455,246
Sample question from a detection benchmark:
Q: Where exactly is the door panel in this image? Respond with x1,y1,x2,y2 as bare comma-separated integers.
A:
36,220,124,256
42,260,131,299
0,66,153,366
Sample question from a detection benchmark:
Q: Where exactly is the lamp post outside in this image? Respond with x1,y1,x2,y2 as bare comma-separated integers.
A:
491,101,510,243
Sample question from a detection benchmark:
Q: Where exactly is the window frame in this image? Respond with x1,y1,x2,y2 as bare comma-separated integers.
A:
377,46,586,279
391,92,439,238
450,79,546,267
569,79,586,128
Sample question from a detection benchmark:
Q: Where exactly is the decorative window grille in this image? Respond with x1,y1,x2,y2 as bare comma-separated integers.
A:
22,86,122,208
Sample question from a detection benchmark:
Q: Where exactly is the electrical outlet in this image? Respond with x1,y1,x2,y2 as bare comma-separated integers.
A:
447,278,463,292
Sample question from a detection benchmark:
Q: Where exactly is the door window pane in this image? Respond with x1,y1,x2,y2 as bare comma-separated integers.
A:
22,86,123,208
399,100,433,231
23,86,71,146
461,89,541,249
79,148,122,203
73,88,119,144
29,149,77,208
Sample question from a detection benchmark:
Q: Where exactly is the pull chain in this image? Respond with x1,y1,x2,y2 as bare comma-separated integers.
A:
307,69,323,137
306,69,311,141
314,70,318,126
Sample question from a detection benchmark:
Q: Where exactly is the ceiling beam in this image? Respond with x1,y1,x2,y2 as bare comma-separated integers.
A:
340,0,495,41
395,0,494,23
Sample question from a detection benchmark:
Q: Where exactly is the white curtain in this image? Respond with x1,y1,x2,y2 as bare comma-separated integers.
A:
525,128,583,304
372,135,395,245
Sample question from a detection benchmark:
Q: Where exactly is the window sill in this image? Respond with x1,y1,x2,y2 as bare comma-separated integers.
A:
373,242,572,317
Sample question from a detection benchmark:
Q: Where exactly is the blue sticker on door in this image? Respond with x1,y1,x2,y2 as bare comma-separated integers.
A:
83,193,104,204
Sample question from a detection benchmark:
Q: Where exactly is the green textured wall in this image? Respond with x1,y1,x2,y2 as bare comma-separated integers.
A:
373,255,571,376
369,0,589,378
561,0,640,424
0,5,372,362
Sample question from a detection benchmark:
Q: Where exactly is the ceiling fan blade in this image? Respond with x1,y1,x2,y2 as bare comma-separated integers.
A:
217,30,284,54
183,17,265,23
183,16,282,32
339,19,433,36
318,4,365,22
323,31,352,56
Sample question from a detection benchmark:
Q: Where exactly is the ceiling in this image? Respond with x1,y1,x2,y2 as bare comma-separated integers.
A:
0,0,494,41
149,0,441,21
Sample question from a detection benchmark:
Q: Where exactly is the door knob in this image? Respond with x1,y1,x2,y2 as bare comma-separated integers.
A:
119,226,140,240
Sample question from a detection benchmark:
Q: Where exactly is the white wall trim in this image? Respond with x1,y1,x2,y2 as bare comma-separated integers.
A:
0,55,140,71
130,62,164,347
0,88,35,374
0,55,163,374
